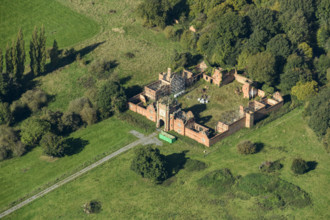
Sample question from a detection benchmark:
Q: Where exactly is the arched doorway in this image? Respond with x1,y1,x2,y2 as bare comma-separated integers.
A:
158,119,165,128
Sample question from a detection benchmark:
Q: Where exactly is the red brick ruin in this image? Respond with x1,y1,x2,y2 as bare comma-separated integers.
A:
128,62,283,147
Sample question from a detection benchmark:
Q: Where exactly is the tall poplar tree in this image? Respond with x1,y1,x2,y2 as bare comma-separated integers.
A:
39,25,46,73
30,27,39,76
16,28,25,80
5,44,13,74
0,48,3,73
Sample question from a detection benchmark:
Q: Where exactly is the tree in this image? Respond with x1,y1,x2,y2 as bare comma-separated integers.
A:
61,112,83,134
316,0,330,28
279,53,312,93
0,48,3,73
5,43,13,74
137,0,171,28
0,125,26,161
15,28,25,81
131,146,168,183
30,26,47,76
0,72,11,101
20,118,51,146
246,52,276,85
304,87,330,137
291,81,318,101
266,34,291,59
291,158,309,174
297,42,313,60
40,132,67,157
246,7,279,35
314,54,330,85
97,79,127,119
0,102,11,125
83,200,102,214
237,140,257,155
49,40,60,68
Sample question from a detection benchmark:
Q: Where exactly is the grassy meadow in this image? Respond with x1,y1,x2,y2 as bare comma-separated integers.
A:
0,0,99,52
4,109,330,219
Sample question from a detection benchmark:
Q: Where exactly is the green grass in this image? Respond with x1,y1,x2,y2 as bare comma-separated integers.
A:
4,109,330,219
0,0,99,52
178,80,249,128
0,117,137,212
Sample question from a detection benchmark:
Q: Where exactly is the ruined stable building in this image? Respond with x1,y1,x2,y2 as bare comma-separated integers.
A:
128,64,283,147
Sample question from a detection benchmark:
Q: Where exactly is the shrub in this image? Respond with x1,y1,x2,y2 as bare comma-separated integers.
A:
259,160,283,173
20,89,48,112
198,169,236,195
89,59,113,75
131,146,168,183
0,125,26,161
124,52,135,59
83,200,101,214
40,133,68,157
68,97,92,114
0,102,11,125
80,105,98,125
323,128,330,153
20,118,51,146
61,112,83,134
117,112,154,133
41,109,65,135
291,158,309,174
237,140,257,154
184,159,207,172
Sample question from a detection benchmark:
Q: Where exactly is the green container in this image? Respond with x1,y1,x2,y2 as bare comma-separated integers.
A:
159,131,177,143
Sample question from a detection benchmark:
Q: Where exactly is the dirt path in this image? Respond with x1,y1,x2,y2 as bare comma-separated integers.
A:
0,131,160,219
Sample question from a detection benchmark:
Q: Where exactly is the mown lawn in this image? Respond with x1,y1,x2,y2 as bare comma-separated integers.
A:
0,0,99,52
0,117,138,213
5,109,330,219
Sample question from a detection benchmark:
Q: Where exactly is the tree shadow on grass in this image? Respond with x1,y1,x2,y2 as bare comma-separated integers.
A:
165,150,189,178
255,142,264,153
64,137,89,156
306,161,318,173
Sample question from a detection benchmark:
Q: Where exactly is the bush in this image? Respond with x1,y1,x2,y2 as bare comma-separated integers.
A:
237,140,257,154
41,109,65,135
0,102,11,125
68,97,92,114
117,112,154,133
80,105,98,125
131,146,168,183
124,52,135,59
89,59,114,75
20,118,51,146
323,128,330,153
83,200,102,214
259,160,283,173
198,169,236,195
61,112,83,134
184,159,207,172
20,89,48,112
291,158,309,174
0,125,26,161
40,133,68,157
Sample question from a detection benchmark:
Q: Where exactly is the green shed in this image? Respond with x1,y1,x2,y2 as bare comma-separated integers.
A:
159,131,177,143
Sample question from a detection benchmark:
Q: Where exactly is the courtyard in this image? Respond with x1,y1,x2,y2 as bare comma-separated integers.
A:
177,80,249,129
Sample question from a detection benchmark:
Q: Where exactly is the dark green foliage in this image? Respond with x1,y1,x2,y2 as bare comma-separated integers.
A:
0,102,12,125
304,87,330,137
180,30,197,50
137,0,171,28
68,97,92,114
117,112,155,133
280,53,312,93
41,109,65,135
83,200,102,214
171,51,198,70
97,79,127,119
280,0,314,21
20,89,48,113
266,34,292,59
0,72,11,101
246,7,279,35
198,168,236,195
237,173,311,208
15,29,25,81
323,128,330,153
291,158,309,174
246,52,276,85
61,112,83,134
20,118,51,146
237,140,257,154
40,132,67,157
314,54,330,84
68,97,98,126
0,125,26,161
49,40,60,68
184,159,207,172
131,146,168,183
30,26,47,76
10,100,31,123
316,0,330,28
5,43,13,74
163,26,183,41
259,160,283,173
89,59,115,76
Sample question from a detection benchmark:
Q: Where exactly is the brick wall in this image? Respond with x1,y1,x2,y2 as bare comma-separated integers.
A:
185,127,210,146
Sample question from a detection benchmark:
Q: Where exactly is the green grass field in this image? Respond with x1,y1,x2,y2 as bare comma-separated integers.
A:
0,118,138,212
178,80,249,128
0,0,99,52
4,109,330,219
